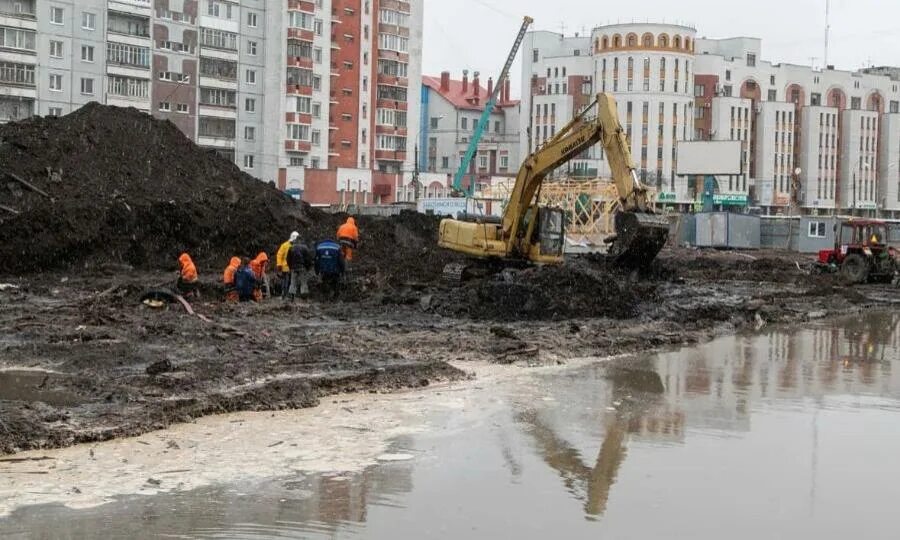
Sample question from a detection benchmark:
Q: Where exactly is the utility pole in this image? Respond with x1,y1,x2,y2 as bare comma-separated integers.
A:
414,143,420,203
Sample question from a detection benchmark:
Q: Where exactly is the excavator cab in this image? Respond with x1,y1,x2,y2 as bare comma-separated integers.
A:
538,207,566,257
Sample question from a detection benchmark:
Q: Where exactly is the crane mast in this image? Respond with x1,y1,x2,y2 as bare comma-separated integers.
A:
452,16,533,195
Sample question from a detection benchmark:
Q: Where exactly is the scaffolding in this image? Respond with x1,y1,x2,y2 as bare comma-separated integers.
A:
478,177,659,249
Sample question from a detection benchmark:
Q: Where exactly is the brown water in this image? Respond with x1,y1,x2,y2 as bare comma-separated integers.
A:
2,311,900,539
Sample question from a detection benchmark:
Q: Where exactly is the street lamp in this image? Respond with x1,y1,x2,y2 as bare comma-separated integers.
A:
414,114,446,203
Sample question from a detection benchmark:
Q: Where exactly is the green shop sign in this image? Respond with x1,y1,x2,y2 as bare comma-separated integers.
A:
657,192,678,202
712,194,748,206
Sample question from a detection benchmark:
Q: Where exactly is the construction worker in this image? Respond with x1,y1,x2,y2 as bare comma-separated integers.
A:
249,252,269,301
315,239,346,299
176,253,199,298
233,258,257,302
276,232,298,299
287,238,312,300
337,217,359,267
222,256,241,302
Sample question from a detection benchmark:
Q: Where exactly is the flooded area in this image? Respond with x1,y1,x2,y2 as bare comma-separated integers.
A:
3,311,900,539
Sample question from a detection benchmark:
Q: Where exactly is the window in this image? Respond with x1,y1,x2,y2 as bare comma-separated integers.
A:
811,92,821,106
289,157,305,167
245,98,256,112
247,40,257,56
377,84,407,101
244,126,255,140
891,100,900,114
725,70,731,81
376,134,406,150
747,53,756,67
200,28,238,51
313,75,321,90
378,59,408,78
49,73,62,91
314,19,323,35
247,12,257,27
158,102,170,111
108,76,149,98
311,129,321,145
245,69,256,84
442,157,449,169
107,42,150,68
49,40,63,58
768,89,777,101
478,155,488,169
175,103,188,113
82,12,96,30
461,117,468,129
199,88,236,107
723,85,733,97
50,6,63,25
533,49,539,62
289,11,314,30
312,102,321,118
378,33,408,52
244,155,254,169
500,156,509,169
851,97,861,110
694,84,705,97
48,107,62,117
379,8,410,26
0,62,34,86
808,221,826,238
287,124,310,140
81,45,94,62
0,27,35,51
80,78,94,95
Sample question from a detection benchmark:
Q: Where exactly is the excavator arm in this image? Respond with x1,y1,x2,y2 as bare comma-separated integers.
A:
503,94,668,265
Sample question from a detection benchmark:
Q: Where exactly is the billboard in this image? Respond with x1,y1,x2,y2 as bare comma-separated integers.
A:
676,141,743,176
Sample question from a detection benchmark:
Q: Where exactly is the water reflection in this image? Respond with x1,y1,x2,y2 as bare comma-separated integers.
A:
3,312,900,538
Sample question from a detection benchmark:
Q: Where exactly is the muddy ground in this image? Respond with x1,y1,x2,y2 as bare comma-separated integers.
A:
2,247,898,455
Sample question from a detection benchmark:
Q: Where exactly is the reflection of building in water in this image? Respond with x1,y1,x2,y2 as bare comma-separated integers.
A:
519,312,900,520
655,312,900,433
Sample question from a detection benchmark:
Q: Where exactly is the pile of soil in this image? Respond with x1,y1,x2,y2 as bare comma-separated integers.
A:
432,263,640,320
0,104,336,274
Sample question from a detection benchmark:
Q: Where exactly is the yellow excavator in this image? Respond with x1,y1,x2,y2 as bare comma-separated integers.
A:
438,93,669,280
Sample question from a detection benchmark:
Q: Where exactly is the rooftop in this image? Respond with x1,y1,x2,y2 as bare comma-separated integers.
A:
423,73,519,112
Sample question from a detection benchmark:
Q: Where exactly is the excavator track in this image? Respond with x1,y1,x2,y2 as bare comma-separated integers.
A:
608,212,670,270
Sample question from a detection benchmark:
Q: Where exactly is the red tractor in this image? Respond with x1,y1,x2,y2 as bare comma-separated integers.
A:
817,220,899,284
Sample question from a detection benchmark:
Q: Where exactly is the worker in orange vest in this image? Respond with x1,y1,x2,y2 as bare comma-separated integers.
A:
222,256,241,302
176,253,199,298
249,252,269,301
336,217,359,267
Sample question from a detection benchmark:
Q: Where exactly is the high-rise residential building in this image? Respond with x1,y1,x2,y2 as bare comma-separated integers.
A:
419,70,520,187
0,0,422,204
523,24,900,217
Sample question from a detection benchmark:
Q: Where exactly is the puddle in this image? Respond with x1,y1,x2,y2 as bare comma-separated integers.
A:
0,370,82,406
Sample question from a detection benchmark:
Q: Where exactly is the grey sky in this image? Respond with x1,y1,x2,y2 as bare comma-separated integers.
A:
423,0,900,97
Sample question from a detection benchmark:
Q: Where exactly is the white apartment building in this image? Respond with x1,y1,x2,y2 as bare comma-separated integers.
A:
523,25,900,216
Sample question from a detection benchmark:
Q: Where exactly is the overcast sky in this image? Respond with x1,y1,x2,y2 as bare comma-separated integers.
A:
422,0,900,96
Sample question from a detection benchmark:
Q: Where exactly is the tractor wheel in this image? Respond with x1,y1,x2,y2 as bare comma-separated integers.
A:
841,254,870,284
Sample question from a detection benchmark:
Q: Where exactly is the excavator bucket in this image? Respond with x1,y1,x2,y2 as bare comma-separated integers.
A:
608,212,670,270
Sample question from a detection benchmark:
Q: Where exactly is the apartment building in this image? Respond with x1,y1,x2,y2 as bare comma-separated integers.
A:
0,0,423,204
523,25,900,216
419,70,520,190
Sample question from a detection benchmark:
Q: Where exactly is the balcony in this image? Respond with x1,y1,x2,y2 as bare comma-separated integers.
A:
0,0,35,19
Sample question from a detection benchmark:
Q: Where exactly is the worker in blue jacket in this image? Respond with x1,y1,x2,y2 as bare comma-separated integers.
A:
314,239,346,299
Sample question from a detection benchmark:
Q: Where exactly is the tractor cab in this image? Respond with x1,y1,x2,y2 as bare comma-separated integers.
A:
818,220,898,284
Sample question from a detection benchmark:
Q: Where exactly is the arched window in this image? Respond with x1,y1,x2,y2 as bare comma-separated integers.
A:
612,34,622,48
658,34,669,48
601,36,609,50
627,33,637,47
673,35,682,49
642,33,654,47
685,38,692,51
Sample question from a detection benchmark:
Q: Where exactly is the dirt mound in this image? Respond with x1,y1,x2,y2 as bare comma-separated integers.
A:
433,263,639,321
0,104,335,274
